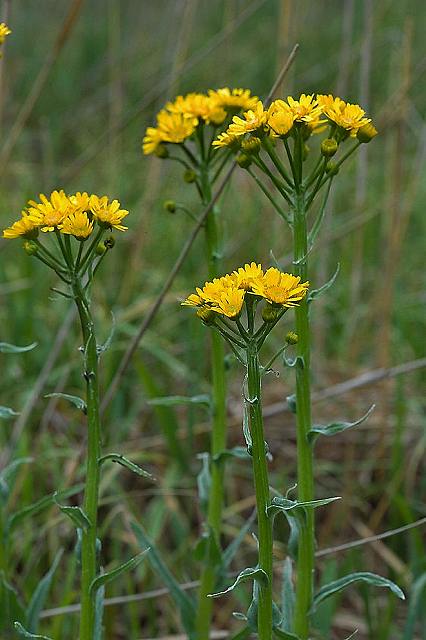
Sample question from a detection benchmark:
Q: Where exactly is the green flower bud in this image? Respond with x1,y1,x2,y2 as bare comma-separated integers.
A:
285,331,298,345
183,169,197,183
95,242,107,256
321,138,338,158
196,307,216,325
325,161,339,176
236,153,252,169
357,122,378,143
23,240,38,256
163,199,176,213
154,144,169,159
241,136,261,155
104,236,115,249
262,303,281,323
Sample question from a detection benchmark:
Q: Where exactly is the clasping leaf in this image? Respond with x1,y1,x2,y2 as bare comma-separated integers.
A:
208,567,268,598
308,405,375,444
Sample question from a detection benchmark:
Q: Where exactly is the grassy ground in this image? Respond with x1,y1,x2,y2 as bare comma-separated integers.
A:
0,1,425,638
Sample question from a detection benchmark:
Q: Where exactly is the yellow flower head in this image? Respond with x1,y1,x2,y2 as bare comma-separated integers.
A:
156,109,198,144
209,287,245,318
2,211,39,239
0,23,11,45
59,211,93,239
286,94,325,128
89,195,128,231
182,274,243,319
267,100,295,136
167,93,227,125
233,262,264,290
227,101,268,138
142,126,165,155
208,88,258,112
27,190,71,232
317,94,371,136
251,267,309,306
69,191,91,213
212,131,239,149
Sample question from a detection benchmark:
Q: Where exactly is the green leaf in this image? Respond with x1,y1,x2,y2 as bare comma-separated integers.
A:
308,263,340,303
308,405,375,443
0,406,19,419
90,550,149,597
44,392,87,414
273,627,300,639
312,572,405,613
197,452,211,514
268,496,341,519
0,341,37,353
97,311,115,356
229,626,252,640
280,557,295,633
7,484,84,532
94,583,105,640
286,394,296,414
147,394,210,408
0,572,25,630
53,493,91,531
242,398,252,453
403,572,426,639
208,567,268,598
14,622,52,639
131,521,196,636
26,549,63,632
213,446,250,463
98,453,155,480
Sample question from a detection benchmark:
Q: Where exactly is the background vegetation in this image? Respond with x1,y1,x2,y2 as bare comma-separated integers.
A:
0,1,425,638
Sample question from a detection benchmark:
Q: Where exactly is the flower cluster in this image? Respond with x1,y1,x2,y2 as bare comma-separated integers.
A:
182,262,309,319
3,190,129,240
213,93,376,148
143,87,258,155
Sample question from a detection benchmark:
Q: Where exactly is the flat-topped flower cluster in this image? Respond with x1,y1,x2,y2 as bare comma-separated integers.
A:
183,262,309,319
3,190,129,240
213,93,376,148
143,88,258,155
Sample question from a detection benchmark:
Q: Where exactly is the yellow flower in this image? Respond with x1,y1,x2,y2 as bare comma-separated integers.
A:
181,292,203,308
89,195,128,231
317,94,371,136
27,190,71,232
167,93,227,125
209,287,245,318
267,100,295,136
156,109,198,144
227,101,268,138
286,94,325,128
0,23,11,45
142,126,164,155
2,212,39,239
251,267,309,306
233,262,264,290
212,131,239,149
69,191,91,212
208,88,258,112
59,211,94,239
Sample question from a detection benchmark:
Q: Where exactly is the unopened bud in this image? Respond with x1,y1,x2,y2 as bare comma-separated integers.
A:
154,144,168,159
23,240,38,256
321,138,338,157
357,122,378,143
104,236,115,249
241,136,261,155
183,169,197,183
95,242,107,256
262,303,281,323
163,200,176,213
236,153,252,169
285,331,298,345
196,307,216,325
325,161,339,176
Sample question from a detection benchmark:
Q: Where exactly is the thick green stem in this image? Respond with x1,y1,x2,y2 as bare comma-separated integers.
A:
247,341,273,640
196,163,227,640
73,278,101,640
292,191,314,640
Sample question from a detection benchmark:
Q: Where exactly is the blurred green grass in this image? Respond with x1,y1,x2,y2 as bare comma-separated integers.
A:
0,1,425,638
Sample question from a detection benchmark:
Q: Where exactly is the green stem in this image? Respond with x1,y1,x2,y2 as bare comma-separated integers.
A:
292,190,314,640
73,277,101,640
246,338,273,640
196,163,227,640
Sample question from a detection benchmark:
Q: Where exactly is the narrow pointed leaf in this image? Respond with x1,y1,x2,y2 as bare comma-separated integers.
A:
308,405,375,443
0,341,37,353
229,626,252,639
312,572,405,612
90,550,149,597
308,263,340,302
0,406,19,419
280,557,295,632
0,572,25,629
44,392,87,414
273,627,300,639
94,583,105,640
208,567,268,598
147,394,210,407
26,550,63,632
14,622,52,639
268,496,341,518
197,452,211,514
7,484,83,532
53,493,91,531
97,311,115,356
213,446,250,463
98,453,155,480
131,521,196,635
